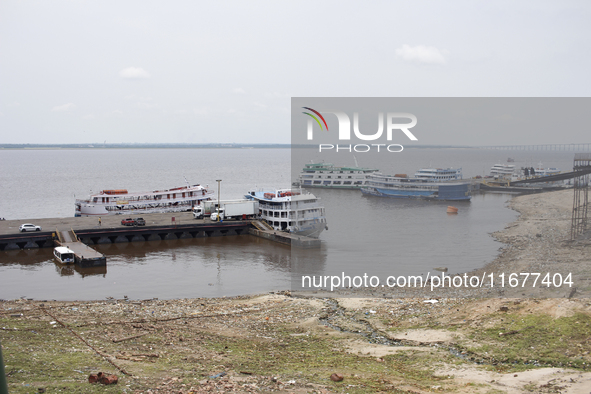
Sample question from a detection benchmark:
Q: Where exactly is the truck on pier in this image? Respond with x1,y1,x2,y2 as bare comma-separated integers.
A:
193,200,259,221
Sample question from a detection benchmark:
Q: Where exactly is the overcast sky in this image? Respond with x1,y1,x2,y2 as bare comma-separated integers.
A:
1,1,590,145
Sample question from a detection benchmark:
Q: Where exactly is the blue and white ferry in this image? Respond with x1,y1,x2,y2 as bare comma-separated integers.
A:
361,173,471,201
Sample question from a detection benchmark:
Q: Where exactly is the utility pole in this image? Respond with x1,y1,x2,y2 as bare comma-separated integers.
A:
216,179,222,221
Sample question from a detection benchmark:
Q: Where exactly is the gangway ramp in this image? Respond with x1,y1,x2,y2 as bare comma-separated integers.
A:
57,229,106,267
250,220,274,232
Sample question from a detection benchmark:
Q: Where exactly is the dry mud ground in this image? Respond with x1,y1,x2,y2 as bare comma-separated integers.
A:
2,189,591,393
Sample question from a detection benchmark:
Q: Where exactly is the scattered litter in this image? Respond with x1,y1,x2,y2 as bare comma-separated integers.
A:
209,371,227,379
330,373,344,382
424,299,439,304
89,372,118,385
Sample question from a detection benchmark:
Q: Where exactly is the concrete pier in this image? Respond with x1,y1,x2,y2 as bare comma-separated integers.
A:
0,211,321,251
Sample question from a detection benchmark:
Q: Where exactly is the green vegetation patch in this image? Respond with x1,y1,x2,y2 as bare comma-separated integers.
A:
199,326,451,393
461,312,591,371
1,317,130,393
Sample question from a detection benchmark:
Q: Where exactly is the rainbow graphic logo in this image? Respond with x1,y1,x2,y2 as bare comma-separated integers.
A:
302,107,329,131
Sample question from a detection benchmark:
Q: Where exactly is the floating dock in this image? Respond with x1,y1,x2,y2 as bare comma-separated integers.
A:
56,230,106,267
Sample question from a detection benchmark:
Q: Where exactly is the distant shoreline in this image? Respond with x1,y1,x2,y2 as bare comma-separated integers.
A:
0,143,479,150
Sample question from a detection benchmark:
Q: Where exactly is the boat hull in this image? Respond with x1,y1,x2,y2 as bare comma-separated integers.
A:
361,184,471,201
291,220,327,238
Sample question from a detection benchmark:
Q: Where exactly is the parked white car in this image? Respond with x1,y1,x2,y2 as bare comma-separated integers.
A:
19,223,42,232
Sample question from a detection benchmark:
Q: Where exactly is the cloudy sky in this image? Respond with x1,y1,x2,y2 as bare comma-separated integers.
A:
1,1,590,145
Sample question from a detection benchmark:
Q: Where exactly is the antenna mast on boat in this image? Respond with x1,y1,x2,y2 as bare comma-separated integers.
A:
184,176,190,187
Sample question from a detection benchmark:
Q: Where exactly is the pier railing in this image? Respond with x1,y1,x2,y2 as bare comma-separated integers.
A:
482,143,591,151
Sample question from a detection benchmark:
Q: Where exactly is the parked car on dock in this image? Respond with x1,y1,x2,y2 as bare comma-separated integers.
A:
134,217,146,226
121,218,136,226
19,223,42,232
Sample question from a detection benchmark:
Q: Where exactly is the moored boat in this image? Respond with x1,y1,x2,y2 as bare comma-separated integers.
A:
533,162,561,177
54,246,75,264
75,183,214,217
245,188,327,237
361,173,471,201
413,167,463,181
298,162,379,189
490,164,516,178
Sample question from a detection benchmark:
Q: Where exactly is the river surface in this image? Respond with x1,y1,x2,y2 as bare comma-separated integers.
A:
0,148,577,300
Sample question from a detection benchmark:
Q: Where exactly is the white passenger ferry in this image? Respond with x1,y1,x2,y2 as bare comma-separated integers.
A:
490,164,516,178
413,168,463,181
298,162,379,189
245,188,327,238
533,162,561,177
75,183,214,217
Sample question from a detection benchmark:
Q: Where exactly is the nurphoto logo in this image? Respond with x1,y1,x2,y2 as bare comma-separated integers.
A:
302,107,418,153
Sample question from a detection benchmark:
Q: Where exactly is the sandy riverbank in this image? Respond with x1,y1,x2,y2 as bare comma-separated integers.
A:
477,189,591,298
1,189,591,393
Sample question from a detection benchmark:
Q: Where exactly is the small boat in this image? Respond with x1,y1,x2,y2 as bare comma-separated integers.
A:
54,246,75,264
447,206,458,213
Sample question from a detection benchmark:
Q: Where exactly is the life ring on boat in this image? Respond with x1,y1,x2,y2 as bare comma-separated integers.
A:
100,191,104,195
